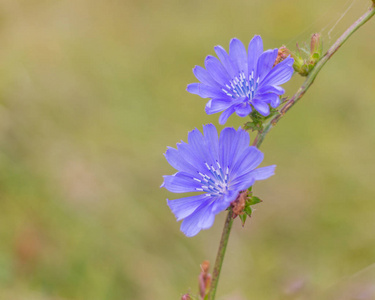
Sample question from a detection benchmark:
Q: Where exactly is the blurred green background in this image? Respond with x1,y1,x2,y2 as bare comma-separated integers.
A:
0,0,375,299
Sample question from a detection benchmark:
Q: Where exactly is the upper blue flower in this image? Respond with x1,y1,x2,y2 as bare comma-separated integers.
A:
187,36,294,124
161,124,276,237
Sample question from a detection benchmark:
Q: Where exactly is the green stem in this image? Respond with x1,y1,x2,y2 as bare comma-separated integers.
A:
207,209,234,300
253,2,375,149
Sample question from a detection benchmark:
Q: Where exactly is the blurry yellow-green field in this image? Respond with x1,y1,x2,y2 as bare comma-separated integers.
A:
0,0,375,299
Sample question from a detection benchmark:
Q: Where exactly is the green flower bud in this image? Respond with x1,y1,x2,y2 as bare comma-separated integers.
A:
310,33,323,57
287,33,324,77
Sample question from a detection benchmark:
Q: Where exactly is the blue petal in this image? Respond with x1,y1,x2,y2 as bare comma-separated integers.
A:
167,194,211,221
187,83,226,99
196,203,215,229
188,127,217,168
270,96,280,108
187,83,223,98
205,99,233,114
180,201,215,237
256,48,278,82
234,102,252,117
193,65,220,88
252,99,270,116
258,93,280,108
203,124,219,162
205,56,230,86
176,141,208,174
187,126,205,146
230,146,263,178
229,38,248,76
235,127,251,151
164,147,197,175
248,35,263,75
219,127,251,171
218,106,235,125
162,172,202,193
229,175,255,192
249,165,276,180
256,85,285,95
219,127,236,170
212,190,237,214
230,165,275,191
214,45,236,77
260,57,294,86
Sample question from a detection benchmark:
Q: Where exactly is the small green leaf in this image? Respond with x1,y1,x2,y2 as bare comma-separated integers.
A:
239,214,247,226
244,205,252,216
248,196,262,206
243,122,259,131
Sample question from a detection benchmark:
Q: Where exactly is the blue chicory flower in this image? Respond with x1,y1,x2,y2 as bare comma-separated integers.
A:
161,124,275,237
187,36,294,124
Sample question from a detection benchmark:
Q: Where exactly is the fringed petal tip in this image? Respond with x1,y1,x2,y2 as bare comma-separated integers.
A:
251,165,276,181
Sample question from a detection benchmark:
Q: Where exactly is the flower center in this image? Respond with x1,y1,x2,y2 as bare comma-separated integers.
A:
194,161,229,196
221,70,259,100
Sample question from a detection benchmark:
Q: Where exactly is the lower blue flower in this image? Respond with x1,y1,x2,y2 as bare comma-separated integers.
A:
161,124,276,237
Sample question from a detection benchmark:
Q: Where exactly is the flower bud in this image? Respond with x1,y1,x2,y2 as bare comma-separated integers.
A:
292,55,307,75
288,33,323,76
285,43,308,76
199,260,211,299
310,33,323,57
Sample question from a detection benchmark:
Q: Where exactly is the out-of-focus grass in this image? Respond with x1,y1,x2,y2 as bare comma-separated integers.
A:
0,0,374,299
